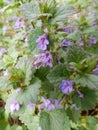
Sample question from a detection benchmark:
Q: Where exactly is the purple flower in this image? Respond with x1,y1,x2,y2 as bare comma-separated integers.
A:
59,80,74,94
28,103,36,109
41,97,61,111
33,51,53,68
92,21,98,26
2,26,7,31
61,40,71,47
78,40,84,46
36,34,49,50
3,70,9,76
10,99,20,113
92,65,98,74
41,97,55,111
54,99,61,108
0,47,7,56
71,104,80,110
13,16,25,29
62,25,72,33
77,90,84,98
90,37,97,44
37,126,41,130
14,18,20,29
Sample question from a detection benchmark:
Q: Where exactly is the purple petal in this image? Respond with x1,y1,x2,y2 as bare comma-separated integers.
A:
77,90,84,98
60,80,74,94
61,40,71,47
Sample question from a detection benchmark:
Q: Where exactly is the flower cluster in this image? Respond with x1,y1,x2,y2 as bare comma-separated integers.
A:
33,51,53,68
41,97,61,111
12,16,25,29
59,80,74,94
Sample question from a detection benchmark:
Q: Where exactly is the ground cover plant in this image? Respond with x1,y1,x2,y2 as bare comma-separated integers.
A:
0,0,98,129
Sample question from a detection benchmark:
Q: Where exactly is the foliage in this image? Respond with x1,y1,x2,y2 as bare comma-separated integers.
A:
0,0,98,130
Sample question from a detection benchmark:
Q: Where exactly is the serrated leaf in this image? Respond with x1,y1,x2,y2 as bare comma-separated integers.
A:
85,116,98,130
28,28,44,52
0,76,12,90
67,31,80,41
34,67,50,81
72,87,98,110
19,109,39,130
50,6,76,24
20,2,39,20
47,64,71,85
66,107,81,123
40,109,71,130
75,74,98,90
16,78,41,104
16,57,35,86
66,44,87,63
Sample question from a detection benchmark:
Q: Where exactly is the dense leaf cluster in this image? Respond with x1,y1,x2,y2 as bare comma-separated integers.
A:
0,0,98,130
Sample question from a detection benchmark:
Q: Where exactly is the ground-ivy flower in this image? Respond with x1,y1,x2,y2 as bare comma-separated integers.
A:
61,40,71,47
59,80,74,94
78,40,84,46
33,51,53,68
92,66,98,74
41,97,61,111
27,103,36,109
10,99,20,113
71,104,80,110
37,126,41,130
36,34,49,50
77,90,84,98
13,16,25,29
90,37,97,44
0,47,7,56
62,25,72,33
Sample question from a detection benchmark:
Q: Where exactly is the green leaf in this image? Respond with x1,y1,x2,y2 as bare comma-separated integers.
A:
50,5,76,24
85,116,98,130
67,31,80,41
20,2,39,20
75,74,98,90
34,67,50,81
28,28,44,52
66,44,87,63
66,107,81,123
5,78,41,114
16,57,35,86
0,76,12,90
72,87,98,110
40,109,71,130
70,57,97,74
0,3,20,13
16,78,41,104
19,108,39,130
47,64,71,85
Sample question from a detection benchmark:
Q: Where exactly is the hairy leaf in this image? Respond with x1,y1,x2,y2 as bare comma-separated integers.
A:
47,64,71,85
40,109,71,130
72,87,98,110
